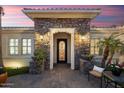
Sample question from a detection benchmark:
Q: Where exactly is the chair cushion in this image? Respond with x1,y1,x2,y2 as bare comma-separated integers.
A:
89,70,102,78
93,65,105,73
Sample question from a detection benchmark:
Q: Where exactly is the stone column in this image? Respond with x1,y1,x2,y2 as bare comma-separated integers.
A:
50,31,53,70
35,19,51,70
74,32,80,70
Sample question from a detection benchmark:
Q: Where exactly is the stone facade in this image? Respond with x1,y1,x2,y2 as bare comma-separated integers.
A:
34,18,90,70
34,18,90,34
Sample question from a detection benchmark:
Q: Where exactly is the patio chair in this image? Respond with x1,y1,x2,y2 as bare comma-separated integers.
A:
87,56,105,87
88,65,104,87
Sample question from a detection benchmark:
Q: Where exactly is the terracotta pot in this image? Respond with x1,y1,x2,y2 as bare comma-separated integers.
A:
0,72,8,84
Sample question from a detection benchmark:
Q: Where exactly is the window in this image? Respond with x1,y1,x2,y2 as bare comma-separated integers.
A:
9,39,19,55
90,38,99,55
22,39,32,55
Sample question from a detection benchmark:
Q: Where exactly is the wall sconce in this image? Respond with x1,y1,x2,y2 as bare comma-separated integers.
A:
81,36,86,40
39,32,50,46
40,35,43,40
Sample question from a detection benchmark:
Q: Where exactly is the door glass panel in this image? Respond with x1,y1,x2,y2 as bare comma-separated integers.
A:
59,41,65,61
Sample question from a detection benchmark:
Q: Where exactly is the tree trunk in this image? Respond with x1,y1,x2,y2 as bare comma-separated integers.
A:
101,45,109,68
106,54,114,67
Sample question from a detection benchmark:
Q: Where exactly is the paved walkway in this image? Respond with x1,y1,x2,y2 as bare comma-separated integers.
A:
6,64,100,88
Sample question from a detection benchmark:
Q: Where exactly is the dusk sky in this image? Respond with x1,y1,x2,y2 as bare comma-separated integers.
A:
1,5,124,27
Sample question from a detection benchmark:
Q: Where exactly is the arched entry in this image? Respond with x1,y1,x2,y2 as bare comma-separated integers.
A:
49,28,75,70
54,33,70,65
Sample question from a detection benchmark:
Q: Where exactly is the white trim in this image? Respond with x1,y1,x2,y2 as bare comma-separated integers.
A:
71,32,75,70
49,28,75,70
2,27,34,30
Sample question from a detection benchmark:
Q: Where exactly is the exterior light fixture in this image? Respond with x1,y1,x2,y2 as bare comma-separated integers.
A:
40,35,43,40
81,36,86,40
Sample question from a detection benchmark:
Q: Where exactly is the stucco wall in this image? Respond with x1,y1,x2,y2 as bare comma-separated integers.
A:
1,30,35,68
1,25,124,69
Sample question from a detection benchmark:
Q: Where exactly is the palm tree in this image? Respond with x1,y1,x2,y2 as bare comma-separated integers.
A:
98,34,114,67
98,34,124,68
106,38,124,66
0,6,4,67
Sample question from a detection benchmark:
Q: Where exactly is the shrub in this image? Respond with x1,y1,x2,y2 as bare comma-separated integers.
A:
33,48,47,62
4,67,29,77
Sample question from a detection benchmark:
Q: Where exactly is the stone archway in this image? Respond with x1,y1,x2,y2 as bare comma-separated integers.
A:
49,28,75,70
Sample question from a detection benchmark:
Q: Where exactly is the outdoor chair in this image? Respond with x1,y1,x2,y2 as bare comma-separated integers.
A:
88,66,104,87
87,56,105,87
87,54,120,87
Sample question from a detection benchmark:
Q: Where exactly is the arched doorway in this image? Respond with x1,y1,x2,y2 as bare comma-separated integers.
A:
50,28,75,70
53,33,70,64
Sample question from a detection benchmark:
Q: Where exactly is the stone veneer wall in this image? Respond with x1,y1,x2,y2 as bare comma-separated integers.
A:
34,18,90,70
74,32,90,69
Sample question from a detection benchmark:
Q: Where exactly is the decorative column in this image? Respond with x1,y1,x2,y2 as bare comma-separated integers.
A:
71,31,75,69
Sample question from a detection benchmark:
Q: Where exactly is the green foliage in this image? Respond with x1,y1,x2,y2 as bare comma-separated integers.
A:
98,33,124,67
98,34,115,50
31,48,48,73
107,64,123,76
108,64,118,71
4,67,29,77
33,48,47,62
109,39,124,55
87,54,94,61
1,66,28,77
81,54,93,61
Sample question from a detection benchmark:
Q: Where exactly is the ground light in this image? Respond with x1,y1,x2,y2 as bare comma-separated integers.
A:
4,61,25,69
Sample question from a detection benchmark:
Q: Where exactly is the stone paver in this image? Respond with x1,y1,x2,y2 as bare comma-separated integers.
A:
6,64,100,88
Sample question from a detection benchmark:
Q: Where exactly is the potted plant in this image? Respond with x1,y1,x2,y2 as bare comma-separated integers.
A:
108,64,122,76
0,67,8,85
30,48,47,74
108,61,124,76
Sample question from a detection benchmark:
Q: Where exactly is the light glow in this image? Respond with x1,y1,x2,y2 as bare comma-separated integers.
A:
40,35,43,40
3,60,29,68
